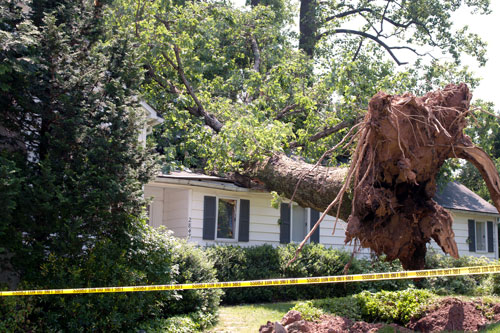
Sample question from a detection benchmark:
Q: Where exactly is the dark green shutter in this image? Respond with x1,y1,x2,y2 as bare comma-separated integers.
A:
238,199,250,242
487,221,494,253
203,196,216,240
468,219,476,252
280,203,291,244
310,209,320,243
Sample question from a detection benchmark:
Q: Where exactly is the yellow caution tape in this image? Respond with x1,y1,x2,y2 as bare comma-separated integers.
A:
2,265,500,296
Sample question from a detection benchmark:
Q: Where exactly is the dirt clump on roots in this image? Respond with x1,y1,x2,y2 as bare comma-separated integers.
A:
408,297,494,332
260,298,500,332
343,83,500,269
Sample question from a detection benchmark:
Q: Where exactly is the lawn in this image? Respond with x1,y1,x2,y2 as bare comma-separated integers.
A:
207,301,295,333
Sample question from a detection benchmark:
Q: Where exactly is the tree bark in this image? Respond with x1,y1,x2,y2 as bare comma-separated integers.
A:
299,0,318,57
243,153,352,219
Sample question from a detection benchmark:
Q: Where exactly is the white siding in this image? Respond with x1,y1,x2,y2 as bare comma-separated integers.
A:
428,210,499,260
189,187,370,256
164,188,189,238
144,186,164,229
144,185,189,237
146,181,500,261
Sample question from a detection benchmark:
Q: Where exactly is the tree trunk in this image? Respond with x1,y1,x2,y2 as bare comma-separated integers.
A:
299,0,318,57
244,153,352,219
244,83,500,270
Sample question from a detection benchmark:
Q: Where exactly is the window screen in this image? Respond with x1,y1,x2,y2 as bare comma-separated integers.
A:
476,221,486,251
217,198,237,239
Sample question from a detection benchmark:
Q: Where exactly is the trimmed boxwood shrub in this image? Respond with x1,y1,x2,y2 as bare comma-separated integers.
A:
207,243,496,304
206,243,365,304
206,244,280,304
0,226,221,332
354,288,434,324
423,249,495,296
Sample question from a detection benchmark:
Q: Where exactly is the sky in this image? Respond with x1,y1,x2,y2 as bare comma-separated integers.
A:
454,1,500,109
232,0,500,110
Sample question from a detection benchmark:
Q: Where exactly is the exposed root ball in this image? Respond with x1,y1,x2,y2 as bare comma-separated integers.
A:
345,83,477,269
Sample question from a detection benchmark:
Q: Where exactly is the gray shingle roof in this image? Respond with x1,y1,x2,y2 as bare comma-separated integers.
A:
434,182,499,215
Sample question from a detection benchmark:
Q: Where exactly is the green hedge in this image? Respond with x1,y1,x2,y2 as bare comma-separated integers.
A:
423,249,496,296
0,227,221,332
206,243,412,304
297,288,434,325
207,243,497,304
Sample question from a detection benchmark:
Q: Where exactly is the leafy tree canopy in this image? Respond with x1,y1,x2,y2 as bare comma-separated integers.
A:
112,0,494,176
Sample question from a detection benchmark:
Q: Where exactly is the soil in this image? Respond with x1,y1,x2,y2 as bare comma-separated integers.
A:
343,83,500,269
259,297,500,333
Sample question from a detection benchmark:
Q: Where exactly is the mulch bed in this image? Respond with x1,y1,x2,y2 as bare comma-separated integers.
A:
259,297,500,332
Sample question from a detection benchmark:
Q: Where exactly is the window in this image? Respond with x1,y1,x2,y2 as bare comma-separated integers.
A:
217,198,237,239
476,221,486,252
468,219,494,253
292,205,307,242
203,196,250,242
280,203,320,244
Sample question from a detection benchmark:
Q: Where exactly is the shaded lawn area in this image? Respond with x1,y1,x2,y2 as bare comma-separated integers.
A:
207,301,295,333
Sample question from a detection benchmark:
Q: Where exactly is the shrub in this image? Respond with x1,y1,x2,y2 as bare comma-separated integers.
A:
0,226,220,332
207,243,414,304
206,244,280,304
291,301,323,321
355,255,413,292
354,288,434,324
277,243,361,300
311,296,363,321
140,315,199,333
166,238,222,329
423,250,495,296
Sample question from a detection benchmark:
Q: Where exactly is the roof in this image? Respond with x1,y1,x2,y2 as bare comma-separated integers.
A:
154,171,256,192
158,171,234,183
139,100,164,127
434,182,499,215
156,173,499,215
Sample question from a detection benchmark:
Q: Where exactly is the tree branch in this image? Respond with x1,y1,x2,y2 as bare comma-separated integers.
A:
318,29,408,65
275,104,300,120
289,115,364,148
250,35,261,72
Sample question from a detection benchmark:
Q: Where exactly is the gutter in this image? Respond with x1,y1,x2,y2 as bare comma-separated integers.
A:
151,176,257,193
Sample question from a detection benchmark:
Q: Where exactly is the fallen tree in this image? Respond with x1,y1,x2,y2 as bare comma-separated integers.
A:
123,0,499,269
244,83,500,269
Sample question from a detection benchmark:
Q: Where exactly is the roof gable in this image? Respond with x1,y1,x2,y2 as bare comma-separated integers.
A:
434,182,499,215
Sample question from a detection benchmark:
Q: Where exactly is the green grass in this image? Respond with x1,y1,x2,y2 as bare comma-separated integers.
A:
206,301,295,333
485,322,500,332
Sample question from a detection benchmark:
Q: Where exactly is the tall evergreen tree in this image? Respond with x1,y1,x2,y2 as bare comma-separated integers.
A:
0,0,156,282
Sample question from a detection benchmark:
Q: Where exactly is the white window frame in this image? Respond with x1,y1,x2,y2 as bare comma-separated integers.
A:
215,196,239,242
475,220,487,253
290,203,310,244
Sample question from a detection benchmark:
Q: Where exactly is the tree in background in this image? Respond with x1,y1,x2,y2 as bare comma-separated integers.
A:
0,0,155,290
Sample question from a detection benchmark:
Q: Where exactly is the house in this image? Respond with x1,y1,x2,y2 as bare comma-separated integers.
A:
144,173,500,259
431,182,499,260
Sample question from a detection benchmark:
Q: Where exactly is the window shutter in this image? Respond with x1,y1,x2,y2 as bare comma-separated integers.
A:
238,199,250,242
280,203,291,244
468,219,476,252
310,209,320,243
487,221,494,253
203,196,216,240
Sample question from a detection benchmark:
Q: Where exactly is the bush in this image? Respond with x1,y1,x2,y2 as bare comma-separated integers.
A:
355,255,413,292
423,250,495,296
166,237,222,329
207,243,414,304
291,301,323,321
206,244,280,304
311,296,363,321
0,226,220,332
354,288,434,324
